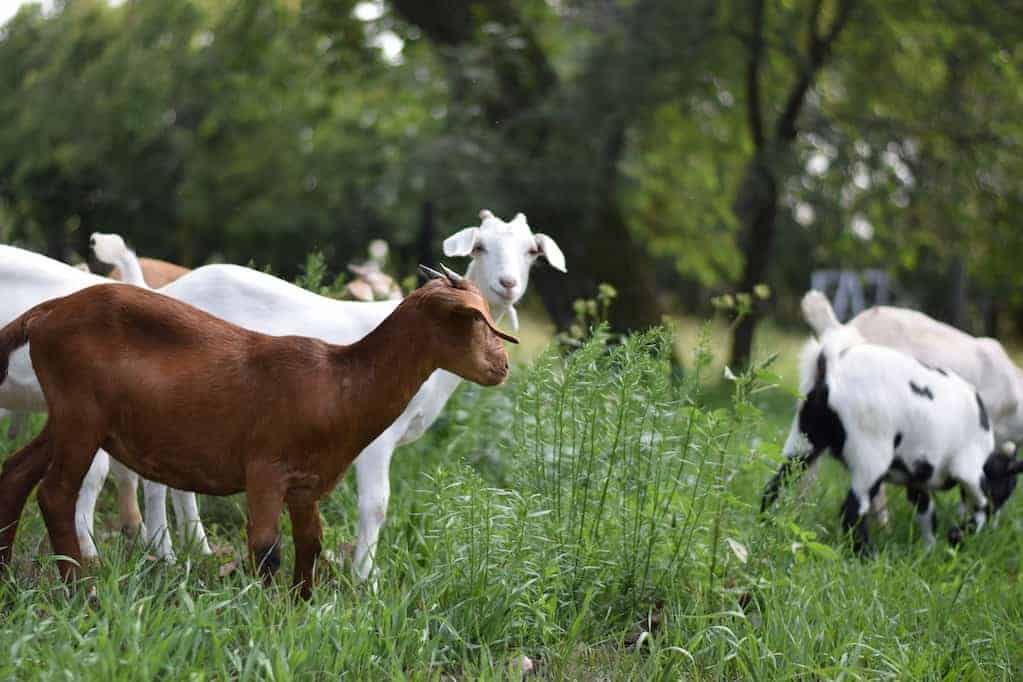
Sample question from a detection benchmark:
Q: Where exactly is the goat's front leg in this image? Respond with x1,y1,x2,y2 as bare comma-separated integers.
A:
841,472,885,556
169,490,212,555
0,427,53,566
353,431,400,584
245,465,286,585
287,494,323,600
906,486,936,546
958,476,990,534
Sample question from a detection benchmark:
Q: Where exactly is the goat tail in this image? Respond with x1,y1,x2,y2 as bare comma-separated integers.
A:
801,290,841,336
0,304,50,386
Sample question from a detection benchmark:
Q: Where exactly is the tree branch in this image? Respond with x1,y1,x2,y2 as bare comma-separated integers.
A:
775,0,855,142
745,0,767,149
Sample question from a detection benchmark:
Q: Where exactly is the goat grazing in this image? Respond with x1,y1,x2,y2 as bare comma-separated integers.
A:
0,266,517,597
792,291,1023,525
79,210,565,580
761,292,1023,552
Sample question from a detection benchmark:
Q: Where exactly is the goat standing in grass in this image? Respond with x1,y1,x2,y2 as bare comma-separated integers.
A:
80,209,565,580
761,292,1023,552
0,267,516,597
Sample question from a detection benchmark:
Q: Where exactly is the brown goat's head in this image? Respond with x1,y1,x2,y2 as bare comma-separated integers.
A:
414,265,517,386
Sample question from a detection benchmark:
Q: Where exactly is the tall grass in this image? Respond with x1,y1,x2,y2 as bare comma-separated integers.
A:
1,325,1022,678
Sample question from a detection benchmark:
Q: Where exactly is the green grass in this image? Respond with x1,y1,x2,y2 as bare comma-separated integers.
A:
1,320,1022,680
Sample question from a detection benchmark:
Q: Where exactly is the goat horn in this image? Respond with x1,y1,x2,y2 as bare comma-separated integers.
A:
418,264,446,281
439,263,464,283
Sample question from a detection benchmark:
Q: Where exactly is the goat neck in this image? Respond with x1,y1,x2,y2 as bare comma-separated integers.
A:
326,298,443,456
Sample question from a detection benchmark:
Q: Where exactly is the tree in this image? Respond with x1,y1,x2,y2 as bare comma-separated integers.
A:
389,0,719,330
728,0,855,367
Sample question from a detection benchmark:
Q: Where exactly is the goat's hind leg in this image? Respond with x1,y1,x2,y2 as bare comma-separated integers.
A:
0,426,53,566
36,421,107,583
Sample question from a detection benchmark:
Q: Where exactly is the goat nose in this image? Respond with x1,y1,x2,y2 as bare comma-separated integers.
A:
499,276,517,290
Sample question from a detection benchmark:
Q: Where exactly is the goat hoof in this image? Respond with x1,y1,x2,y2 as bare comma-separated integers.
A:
947,525,963,547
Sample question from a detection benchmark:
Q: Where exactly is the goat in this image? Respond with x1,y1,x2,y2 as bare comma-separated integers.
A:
88,234,213,558
795,292,1023,525
78,210,565,581
0,243,157,557
0,266,517,597
761,292,1023,552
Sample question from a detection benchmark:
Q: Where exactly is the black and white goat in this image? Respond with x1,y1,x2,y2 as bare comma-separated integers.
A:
761,292,1023,552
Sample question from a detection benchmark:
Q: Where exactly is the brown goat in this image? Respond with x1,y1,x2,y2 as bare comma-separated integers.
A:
109,257,191,288
0,267,516,597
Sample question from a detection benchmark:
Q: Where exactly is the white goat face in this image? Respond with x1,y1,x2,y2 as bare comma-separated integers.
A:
90,232,128,265
442,210,566,329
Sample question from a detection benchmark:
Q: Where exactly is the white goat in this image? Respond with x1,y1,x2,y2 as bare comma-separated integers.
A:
762,292,1023,551
795,292,1023,524
79,210,565,578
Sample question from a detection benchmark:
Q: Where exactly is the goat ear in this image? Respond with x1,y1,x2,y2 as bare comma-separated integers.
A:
459,299,519,343
534,234,566,273
443,227,480,257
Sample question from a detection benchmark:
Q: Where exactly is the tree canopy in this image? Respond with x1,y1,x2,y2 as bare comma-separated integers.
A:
1,0,1021,356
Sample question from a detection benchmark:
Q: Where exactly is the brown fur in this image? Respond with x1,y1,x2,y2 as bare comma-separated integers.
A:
0,276,514,597
109,257,191,288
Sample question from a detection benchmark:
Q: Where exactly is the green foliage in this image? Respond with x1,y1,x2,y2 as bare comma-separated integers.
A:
557,282,618,347
2,324,1023,676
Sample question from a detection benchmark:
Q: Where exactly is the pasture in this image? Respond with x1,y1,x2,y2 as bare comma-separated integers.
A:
1,315,1021,680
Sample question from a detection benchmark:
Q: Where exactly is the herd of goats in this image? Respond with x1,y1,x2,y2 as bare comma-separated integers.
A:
0,208,1021,598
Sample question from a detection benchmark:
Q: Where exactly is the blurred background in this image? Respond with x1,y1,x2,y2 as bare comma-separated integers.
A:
1,0,1021,368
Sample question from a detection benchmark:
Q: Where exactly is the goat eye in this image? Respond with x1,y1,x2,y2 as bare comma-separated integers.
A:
527,247,540,257
473,245,486,255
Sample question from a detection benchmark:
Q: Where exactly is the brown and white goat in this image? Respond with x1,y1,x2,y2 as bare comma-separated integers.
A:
0,266,516,597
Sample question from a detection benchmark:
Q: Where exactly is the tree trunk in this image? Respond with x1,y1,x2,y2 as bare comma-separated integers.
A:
947,254,967,330
416,200,436,268
730,156,778,368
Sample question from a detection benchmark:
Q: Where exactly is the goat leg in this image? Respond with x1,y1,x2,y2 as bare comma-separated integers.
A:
0,427,52,566
287,495,323,600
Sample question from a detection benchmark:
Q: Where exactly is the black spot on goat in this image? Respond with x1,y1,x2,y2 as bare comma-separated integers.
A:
976,392,990,432
909,381,934,400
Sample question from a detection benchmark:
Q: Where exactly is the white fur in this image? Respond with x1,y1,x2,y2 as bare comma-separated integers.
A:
81,210,564,580
443,210,566,332
774,295,1006,546
803,292,1023,448
814,329,994,539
